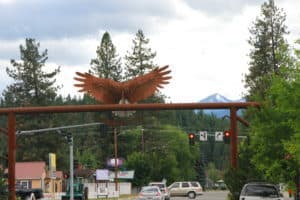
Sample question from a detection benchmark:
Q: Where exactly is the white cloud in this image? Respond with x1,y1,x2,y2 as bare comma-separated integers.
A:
0,0,299,103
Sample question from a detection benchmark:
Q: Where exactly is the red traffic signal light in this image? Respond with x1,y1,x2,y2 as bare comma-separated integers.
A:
189,133,195,139
188,133,195,145
223,130,231,144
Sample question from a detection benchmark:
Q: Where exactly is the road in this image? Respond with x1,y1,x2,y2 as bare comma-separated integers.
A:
169,190,228,200
168,190,292,200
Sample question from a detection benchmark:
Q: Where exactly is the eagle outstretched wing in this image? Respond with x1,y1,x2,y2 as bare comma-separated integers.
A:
123,65,171,103
74,65,171,104
74,72,123,104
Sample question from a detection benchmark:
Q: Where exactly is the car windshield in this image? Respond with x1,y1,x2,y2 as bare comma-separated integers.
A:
244,185,279,197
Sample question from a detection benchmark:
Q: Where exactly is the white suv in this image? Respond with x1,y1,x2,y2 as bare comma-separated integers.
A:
168,181,203,199
239,182,283,200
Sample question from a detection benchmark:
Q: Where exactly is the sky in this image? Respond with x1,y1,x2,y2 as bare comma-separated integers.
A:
0,0,299,103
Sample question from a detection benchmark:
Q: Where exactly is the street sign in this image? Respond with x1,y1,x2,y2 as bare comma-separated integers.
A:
215,131,223,141
199,131,208,141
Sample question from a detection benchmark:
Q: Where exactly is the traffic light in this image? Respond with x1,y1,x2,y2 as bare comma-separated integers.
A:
188,133,195,145
223,130,231,144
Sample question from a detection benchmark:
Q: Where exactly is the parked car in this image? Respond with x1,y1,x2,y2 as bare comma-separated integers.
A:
137,186,164,200
149,182,170,200
239,182,284,200
168,181,203,199
215,180,227,190
16,188,44,200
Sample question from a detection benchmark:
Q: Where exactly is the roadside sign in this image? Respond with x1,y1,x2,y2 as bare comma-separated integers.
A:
199,131,208,141
215,131,223,141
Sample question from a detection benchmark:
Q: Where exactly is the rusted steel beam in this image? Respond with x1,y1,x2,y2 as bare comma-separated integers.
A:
0,102,260,114
7,113,16,200
230,107,238,169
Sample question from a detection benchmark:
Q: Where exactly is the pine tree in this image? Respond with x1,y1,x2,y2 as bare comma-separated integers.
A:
2,38,60,107
124,29,156,79
1,38,62,162
244,0,290,100
90,32,123,81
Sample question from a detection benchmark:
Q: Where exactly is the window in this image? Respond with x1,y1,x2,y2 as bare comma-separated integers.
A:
191,182,200,187
171,183,180,188
142,187,159,193
20,180,29,189
245,185,279,197
182,182,189,188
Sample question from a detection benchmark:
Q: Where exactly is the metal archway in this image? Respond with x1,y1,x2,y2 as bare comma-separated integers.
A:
0,102,260,200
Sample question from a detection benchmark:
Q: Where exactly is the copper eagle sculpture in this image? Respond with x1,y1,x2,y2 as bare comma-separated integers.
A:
74,65,171,104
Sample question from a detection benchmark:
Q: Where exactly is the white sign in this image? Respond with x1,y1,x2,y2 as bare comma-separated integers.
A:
199,131,208,141
109,170,135,179
96,169,109,181
215,131,224,141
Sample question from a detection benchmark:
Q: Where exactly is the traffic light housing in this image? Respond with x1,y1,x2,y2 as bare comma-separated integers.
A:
223,130,231,144
188,133,195,145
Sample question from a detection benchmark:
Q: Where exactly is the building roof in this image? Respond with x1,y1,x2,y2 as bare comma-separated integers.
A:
16,161,46,179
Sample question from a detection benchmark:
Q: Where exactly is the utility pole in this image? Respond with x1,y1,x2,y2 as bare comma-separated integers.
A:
66,135,74,200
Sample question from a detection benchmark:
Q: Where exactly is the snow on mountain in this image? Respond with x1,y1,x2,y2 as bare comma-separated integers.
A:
200,93,231,103
197,93,245,117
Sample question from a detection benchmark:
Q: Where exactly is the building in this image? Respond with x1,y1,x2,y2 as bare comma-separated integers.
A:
15,161,63,193
16,161,47,190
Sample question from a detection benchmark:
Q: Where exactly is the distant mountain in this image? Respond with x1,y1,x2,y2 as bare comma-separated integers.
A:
197,93,245,117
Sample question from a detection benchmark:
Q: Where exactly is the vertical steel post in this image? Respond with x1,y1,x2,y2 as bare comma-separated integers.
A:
114,128,118,191
230,107,238,168
8,113,16,200
141,128,145,153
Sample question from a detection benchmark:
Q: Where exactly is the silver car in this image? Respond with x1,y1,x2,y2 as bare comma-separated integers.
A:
149,182,170,200
137,186,164,200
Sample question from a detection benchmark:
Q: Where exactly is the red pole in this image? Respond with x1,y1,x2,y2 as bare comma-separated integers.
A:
230,107,238,168
114,128,118,192
8,113,16,200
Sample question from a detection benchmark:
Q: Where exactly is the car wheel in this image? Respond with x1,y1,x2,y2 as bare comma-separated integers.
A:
187,191,196,199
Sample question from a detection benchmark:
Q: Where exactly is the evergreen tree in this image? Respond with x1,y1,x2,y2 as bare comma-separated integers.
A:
2,38,60,106
90,32,123,81
124,29,156,80
1,38,62,162
244,0,290,101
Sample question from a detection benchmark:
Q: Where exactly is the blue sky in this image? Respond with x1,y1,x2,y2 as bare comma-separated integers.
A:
0,0,299,102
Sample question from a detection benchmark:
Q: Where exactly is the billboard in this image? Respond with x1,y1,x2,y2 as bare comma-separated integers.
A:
96,169,109,181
